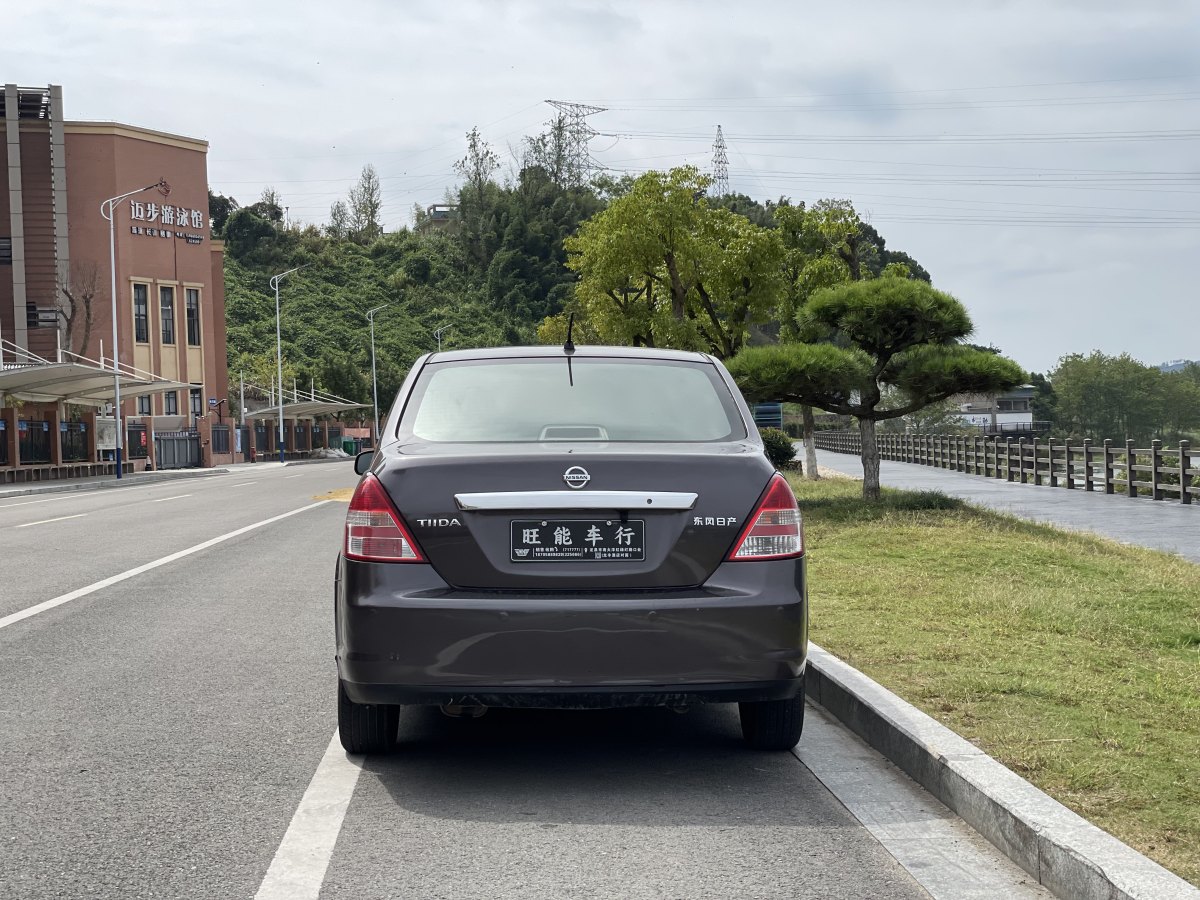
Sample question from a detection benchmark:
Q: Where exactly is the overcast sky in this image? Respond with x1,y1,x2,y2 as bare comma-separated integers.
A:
9,0,1199,373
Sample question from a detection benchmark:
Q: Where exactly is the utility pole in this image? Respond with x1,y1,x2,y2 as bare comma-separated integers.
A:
544,100,607,186
99,178,170,479
366,303,390,447
269,265,306,463
711,125,730,198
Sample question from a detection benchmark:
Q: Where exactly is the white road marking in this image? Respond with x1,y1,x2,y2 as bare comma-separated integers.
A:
231,481,258,487
0,500,330,632
254,731,363,900
14,513,87,528
0,496,61,509
152,494,193,503
284,474,304,479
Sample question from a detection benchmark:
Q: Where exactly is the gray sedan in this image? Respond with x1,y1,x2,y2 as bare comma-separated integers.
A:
335,345,807,752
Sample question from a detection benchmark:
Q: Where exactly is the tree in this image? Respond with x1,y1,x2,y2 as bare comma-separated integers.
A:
247,186,284,223
727,278,1024,500
711,193,778,229
58,261,100,356
521,114,574,187
1027,371,1056,424
347,164,383,244
1049,352,1199,443
327,200,349,240
317,348,368,402
208,190,239,236
232,350,298,397
557,167,784,358
772,199,858,479
877,394,973,434
454,127,501,267
855,221,931,283
1159,374,1200,440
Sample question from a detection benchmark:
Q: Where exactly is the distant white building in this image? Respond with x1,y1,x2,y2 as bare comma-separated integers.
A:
952,385,1040,434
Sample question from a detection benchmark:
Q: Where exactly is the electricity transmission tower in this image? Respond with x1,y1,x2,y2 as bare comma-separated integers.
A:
711,125,730,197
544,100,607,186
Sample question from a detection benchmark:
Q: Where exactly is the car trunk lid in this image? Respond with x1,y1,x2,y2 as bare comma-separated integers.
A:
374,443,775,590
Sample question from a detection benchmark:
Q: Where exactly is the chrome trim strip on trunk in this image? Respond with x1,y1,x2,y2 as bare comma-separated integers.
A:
454,491,698,511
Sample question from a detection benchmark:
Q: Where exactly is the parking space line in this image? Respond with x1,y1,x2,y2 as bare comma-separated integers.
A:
15,514,86,528
0,500,330,632
152,494,193,503
254,731,363,900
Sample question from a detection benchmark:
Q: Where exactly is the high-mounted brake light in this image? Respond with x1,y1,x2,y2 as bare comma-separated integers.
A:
727,474,804,561
344,474,425,563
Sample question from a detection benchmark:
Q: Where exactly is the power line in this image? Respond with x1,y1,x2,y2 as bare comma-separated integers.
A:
594,89,1200,114
597,128,1200,146
578,71,1200,103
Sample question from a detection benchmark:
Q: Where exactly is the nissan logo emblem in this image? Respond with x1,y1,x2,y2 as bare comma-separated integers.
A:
563,466,591,489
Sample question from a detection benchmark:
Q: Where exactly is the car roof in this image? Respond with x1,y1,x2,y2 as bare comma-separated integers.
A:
425,345,716,364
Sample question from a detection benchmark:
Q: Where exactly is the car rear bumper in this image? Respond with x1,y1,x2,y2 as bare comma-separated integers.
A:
335,557,807,708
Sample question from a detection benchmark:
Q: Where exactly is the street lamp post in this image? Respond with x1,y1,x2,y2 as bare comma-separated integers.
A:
366,304,391,447
268,266,306,463
100,179,168,479
433,325,450,353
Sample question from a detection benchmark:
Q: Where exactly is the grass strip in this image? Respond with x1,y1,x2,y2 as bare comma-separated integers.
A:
788,474,1200,885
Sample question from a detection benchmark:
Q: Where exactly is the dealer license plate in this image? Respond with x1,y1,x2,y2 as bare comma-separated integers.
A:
510,519,645,562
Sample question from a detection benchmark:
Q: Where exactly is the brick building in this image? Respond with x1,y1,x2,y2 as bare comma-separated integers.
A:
1,83,232,478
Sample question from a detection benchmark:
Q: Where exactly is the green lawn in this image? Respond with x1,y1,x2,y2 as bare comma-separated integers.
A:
789,475,1200,884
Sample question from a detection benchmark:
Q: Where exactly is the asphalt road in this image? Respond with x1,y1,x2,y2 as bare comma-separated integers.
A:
0,462,1048,899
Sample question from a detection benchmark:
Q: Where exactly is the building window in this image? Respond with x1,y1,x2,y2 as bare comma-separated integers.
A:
998,399,1030,413
0,237,11,265
26,302,37,328
190,387,202,419
133,284,149,343
186,288,201,346
137,395,151,416
164,391,178,415
160,286,175,344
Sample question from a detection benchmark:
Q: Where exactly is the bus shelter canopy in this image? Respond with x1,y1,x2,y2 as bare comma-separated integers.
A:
249,400,367,419
0,362,189,406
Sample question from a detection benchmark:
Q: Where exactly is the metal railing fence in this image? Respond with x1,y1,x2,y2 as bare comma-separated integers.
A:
814,431,1197,505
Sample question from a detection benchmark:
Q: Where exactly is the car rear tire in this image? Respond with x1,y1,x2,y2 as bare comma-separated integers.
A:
338,680,399,754
739,681,805,750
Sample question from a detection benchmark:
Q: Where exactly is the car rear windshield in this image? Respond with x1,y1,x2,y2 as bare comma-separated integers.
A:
403,357,747,442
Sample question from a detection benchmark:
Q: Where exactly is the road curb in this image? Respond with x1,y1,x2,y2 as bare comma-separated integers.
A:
806,643,1199,900
0,468,230,500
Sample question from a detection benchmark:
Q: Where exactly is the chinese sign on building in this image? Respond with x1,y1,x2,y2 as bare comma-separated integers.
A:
129,202,206,245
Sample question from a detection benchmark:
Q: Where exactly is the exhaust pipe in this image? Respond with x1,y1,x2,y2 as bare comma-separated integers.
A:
440,701,488,719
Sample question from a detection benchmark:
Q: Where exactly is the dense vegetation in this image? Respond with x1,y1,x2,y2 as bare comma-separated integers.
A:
215,123,1192,448
1033,352,1200,444
215,159,600,410
212,125,930,417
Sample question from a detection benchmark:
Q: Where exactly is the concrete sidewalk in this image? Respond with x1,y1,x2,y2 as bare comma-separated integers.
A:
815,449,1200,564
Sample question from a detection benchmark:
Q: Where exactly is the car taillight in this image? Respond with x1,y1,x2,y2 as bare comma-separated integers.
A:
344,474,425,563
727,474,804,561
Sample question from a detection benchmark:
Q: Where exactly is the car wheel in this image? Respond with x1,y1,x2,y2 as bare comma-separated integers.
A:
739,680,805,751
338,680,399,754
